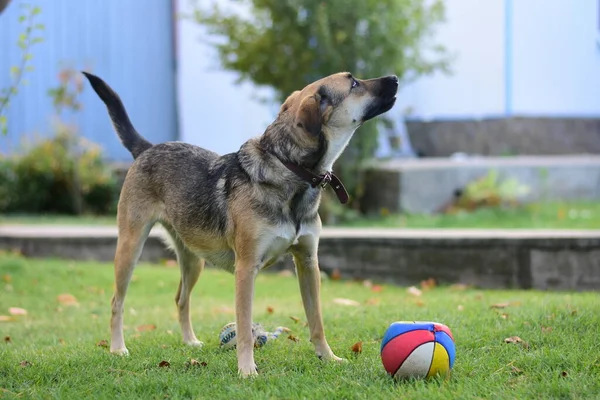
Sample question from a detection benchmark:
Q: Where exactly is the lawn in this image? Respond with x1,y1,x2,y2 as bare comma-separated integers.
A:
1,254,599,399
2,202,600,230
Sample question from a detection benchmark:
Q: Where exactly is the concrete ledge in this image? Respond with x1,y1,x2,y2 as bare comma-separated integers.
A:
1,225,599,291
363,155,600,214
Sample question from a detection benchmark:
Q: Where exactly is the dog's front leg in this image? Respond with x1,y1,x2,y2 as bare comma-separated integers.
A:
292,238,344,363
235,260,259,378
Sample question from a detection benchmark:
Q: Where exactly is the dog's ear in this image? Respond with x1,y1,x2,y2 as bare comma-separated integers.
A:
279,90,301,114
295,94,322,136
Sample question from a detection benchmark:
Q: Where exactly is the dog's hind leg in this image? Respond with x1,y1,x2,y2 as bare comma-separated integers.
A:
111,215,154,355
166,228,205,347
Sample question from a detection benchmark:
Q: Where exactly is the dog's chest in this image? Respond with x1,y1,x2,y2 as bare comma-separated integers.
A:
258,224,298,268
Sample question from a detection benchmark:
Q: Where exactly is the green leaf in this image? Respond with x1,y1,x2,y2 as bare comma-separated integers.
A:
32,6,42,15
25,65,35,72
34,23,45,30
10,66,20,76
18,15,27,23
24,53,33,61
31,37,44,45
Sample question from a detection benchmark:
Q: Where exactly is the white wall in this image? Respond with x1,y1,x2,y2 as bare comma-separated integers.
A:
176,0,276,155
396,0,507,120
511,0,600,116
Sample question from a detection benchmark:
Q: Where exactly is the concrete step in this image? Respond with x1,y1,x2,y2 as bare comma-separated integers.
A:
363,155,600,214
1,225,599,291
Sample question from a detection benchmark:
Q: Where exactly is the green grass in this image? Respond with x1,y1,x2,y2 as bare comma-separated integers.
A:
2,202,600,229
341,202,600,229
0,214,117,226
1,255,599,399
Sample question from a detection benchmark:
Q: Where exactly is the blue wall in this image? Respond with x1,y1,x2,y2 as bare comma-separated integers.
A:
0,0,177,161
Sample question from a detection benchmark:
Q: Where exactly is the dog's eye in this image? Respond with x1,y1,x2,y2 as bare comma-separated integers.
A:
351,79,359,89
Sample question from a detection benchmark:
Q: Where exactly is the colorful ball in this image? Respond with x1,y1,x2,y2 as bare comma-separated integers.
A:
380,321,456,380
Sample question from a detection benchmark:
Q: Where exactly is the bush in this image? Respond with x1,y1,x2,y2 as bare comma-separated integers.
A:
0,127,119,215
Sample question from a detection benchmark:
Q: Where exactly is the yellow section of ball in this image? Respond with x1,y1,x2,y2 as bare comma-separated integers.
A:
426,342,450,378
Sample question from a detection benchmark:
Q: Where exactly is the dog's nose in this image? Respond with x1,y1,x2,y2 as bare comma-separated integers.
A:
389,75,399,84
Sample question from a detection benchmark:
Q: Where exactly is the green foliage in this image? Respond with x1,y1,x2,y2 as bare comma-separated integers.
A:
0,2,44,135
453,170,530,211
0,129,119,215
191,0,451,215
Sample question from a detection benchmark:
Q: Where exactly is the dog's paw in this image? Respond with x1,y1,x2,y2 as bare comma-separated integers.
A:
184,339,205,348
318,352,346,363
238,364,258,378
110,347,130,356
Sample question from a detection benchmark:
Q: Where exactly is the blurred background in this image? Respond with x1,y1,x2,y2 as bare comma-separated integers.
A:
1,0,599,228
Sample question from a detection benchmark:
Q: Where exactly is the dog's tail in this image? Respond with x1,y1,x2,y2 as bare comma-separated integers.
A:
82,71,152,159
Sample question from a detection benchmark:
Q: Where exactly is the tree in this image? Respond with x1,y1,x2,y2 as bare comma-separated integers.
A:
192,0,450,219
0,2,44,135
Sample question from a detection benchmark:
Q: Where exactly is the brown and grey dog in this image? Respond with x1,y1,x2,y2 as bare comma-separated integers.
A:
83,71,398,377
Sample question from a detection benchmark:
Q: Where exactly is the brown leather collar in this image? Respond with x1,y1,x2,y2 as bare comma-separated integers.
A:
282,161,349,204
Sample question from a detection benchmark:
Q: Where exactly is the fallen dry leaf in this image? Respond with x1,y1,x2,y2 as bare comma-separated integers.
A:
362,280,373,288
57,294,79,306
561,371,568,377
457,305,464,311
504,336,530,349
511,366,524,375
0,316,14,322
491,302,510,309
161,344,168,349
278,270,294,277
266,306,274,314
407,286,422,297
450,283,470,291
136,324,156,332
365,298,380,306
420,278,437,290
351,341,363,354
58,338,65,345
501,313,509,320
2,274,11,283
20,360,31,367
4,336,11,343
213,306,235,315
570,309,578,316
331,269,342,281
290,316,301,324
287,334,299,342
158,360,170,368
504,336,523,344
371,285,384,293
541,326,553,333
200,361,208,367
164,259,178,268
189,359,201,366
475,294,484,301
415,300,426,307
96,340,109,348
8,307,27,316
166,330,173,335
333,298,360,306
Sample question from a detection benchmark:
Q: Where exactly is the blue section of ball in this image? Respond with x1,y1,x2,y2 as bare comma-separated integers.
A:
435,331,456,368
380,322,436,351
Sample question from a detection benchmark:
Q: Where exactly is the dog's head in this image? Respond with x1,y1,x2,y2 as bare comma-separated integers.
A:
278,72,398,169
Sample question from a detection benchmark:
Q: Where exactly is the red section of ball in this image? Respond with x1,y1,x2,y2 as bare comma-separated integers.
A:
380,329,435,375
433,323,454,341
